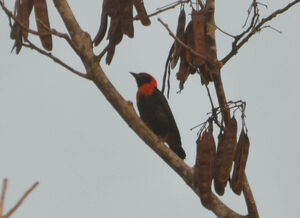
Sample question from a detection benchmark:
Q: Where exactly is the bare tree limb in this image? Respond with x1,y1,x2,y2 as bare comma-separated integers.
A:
0,179,8,216
0,179,38,218
221,0,300,66
22,39,91,80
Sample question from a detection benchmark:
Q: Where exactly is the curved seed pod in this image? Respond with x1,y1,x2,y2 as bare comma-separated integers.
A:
20,0,34,39
191,9,206,67
33,0,52,51
120,0,134,38
106,26,123,65
231,129,250,195
171,8,186,69
133,0,151,26
194,126,216,209
214,116,238,196
93,0,108,46
176,59,189,90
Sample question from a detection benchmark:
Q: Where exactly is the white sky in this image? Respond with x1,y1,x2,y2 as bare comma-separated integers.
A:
0,1,299,218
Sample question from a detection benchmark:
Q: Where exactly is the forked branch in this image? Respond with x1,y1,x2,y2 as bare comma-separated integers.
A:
221,0,300,66
0,179,38,218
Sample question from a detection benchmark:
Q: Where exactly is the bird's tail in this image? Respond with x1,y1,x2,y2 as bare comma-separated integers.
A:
166,133,186,160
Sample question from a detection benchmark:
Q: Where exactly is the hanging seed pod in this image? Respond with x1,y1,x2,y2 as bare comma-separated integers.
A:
230,129,250,195
171,8,186,69
119,0,134,38
106,26,123,65
194,127,216,209
191,8,206,67
20,0,34,39
176,59,189,90
93,0,109,46
184,21,194,66
133,0,151,26
214,116,238,196
33,0,52,51
10,0,23,54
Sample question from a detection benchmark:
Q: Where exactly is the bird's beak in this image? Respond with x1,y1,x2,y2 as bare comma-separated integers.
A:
130,72,137,79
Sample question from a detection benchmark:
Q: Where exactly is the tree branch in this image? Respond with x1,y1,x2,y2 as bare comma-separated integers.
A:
0,179,38,218
0,179,8,216
22,39,91,80
221,0,300,66
52,0,245,217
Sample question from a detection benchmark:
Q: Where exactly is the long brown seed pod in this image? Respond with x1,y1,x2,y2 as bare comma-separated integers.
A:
33,0,52,51
214,116,238,196
230,129,250,195
194,125,216,209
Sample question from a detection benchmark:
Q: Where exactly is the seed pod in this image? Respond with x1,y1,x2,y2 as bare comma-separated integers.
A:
171,8,186,69
120,0,134,38
133,0,151,26
106,26,123,65
93,0,109,46
34,0,52,51
184,21,194,66
20,0,34,39
214,116,238,196
194,126,216,209
176,59,189,90
191,9,206,67
231,129,250,195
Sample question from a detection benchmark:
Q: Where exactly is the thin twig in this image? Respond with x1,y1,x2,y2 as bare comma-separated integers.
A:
4,182,39,218
260,25,282,34
134,0,190,20
158,18,209,61
216,25,235,38
23,40,91,80
0,179,8,216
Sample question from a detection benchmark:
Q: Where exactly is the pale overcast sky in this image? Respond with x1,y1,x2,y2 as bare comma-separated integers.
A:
1,1,300,218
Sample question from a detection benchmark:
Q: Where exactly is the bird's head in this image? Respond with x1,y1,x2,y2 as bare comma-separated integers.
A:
130,72,158,97
130,72,157,88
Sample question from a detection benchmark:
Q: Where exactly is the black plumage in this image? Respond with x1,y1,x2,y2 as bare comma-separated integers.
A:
131,72,186,159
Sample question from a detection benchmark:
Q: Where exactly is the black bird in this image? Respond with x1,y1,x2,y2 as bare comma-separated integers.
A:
130,72,186,159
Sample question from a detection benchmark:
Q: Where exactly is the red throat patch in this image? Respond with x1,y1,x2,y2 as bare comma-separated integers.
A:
137,78,157,99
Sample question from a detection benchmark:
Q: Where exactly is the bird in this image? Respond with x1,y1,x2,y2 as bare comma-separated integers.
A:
130,72,186,159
